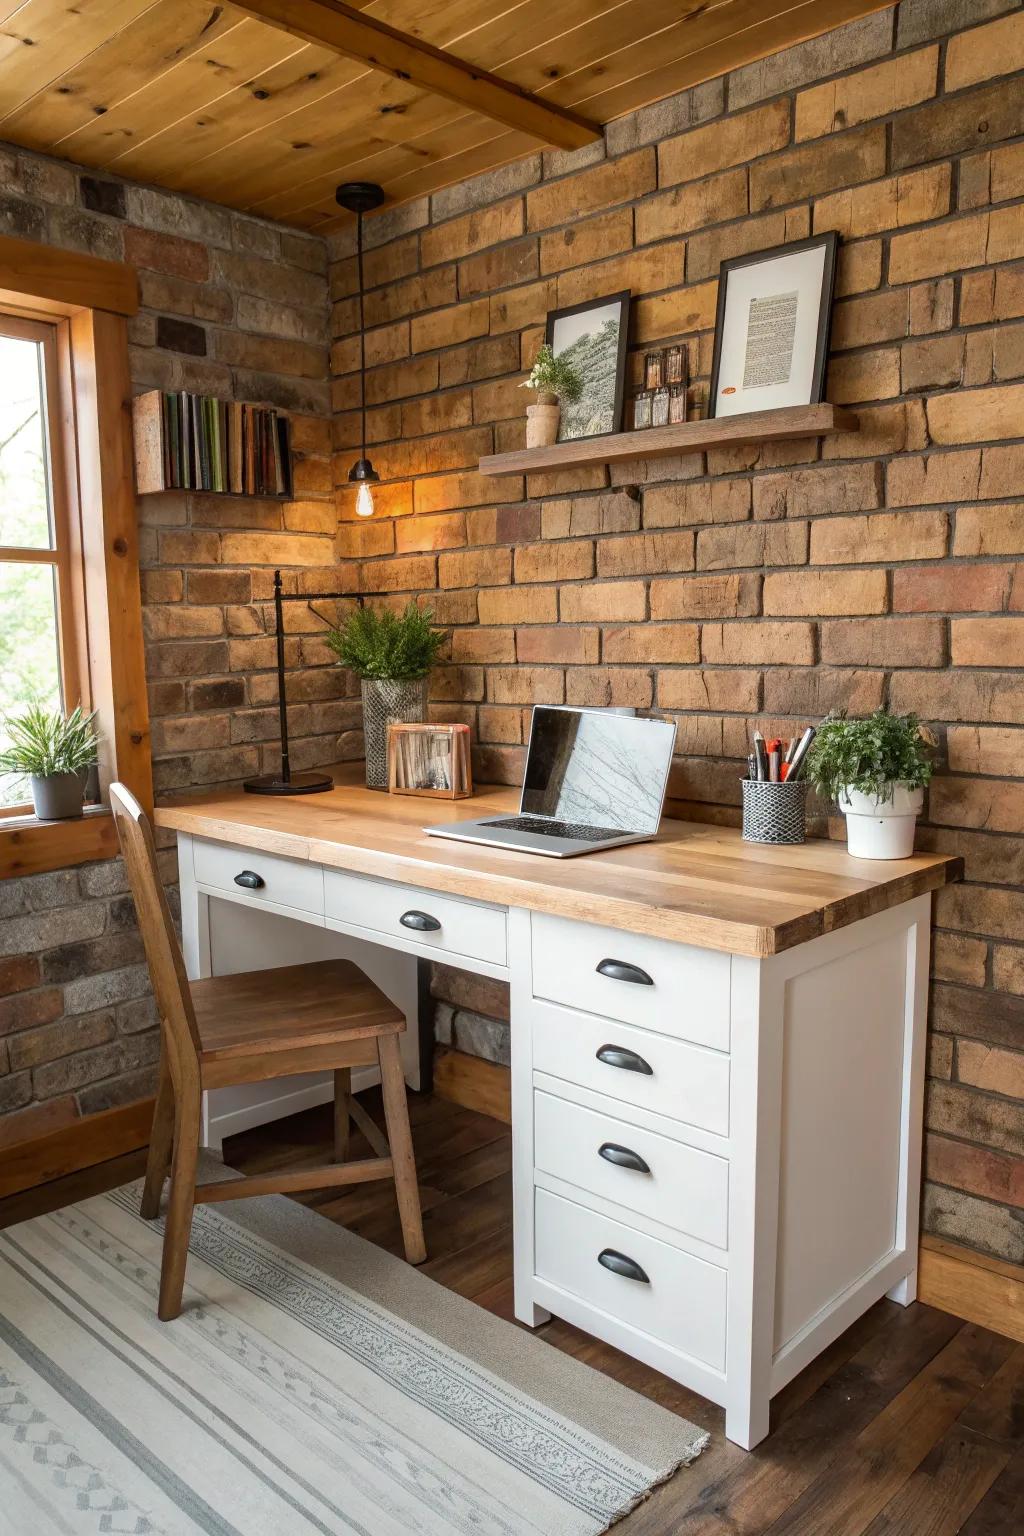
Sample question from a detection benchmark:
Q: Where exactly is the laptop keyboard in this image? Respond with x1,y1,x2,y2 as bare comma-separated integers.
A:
485,815,626,841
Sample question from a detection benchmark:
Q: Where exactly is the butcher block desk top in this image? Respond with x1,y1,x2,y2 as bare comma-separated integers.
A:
156,766,961,959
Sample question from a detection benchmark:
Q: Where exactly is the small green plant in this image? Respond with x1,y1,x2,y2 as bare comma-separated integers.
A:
0,703,99,779
805,709,936,804
325,603,445,681
520,343,584,403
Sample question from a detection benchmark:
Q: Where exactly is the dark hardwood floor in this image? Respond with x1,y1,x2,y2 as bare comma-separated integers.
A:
4,1088,1021,1534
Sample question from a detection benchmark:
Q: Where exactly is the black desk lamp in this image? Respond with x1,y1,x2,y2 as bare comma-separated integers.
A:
243,571,383,795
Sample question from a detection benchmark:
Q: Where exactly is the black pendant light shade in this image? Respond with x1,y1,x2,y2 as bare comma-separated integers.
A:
335,181,387,218
348,457,379,485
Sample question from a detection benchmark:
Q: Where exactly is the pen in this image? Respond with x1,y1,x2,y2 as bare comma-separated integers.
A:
768,748,781,782
753,732,768,781
748,753,757,781
786,727,816,781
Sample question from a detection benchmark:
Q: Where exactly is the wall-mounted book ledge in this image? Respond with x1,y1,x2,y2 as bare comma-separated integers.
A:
478,403,858,477
133,389,293,497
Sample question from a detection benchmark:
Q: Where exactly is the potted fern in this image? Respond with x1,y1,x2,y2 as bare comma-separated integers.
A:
805,709,936,859
0,703,100,820
520,343,584,447
326,603,445,788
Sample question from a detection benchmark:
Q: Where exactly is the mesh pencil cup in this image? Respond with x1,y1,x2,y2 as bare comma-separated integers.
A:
742,778,808,845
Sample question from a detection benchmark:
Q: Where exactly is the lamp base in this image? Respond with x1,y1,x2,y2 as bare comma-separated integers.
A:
243,771,335,796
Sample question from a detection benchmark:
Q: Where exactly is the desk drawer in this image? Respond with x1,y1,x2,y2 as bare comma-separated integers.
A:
532,1001,729,1138
193,838,323,915
534,1090,728,1249
324,868,506,967
532,913,729,1053
535,1189,727,1371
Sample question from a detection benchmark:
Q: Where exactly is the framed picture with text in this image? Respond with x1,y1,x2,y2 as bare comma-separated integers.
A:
545,290,630,440
709,232,839,419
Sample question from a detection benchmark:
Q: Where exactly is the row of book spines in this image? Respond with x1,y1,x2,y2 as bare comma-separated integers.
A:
152,392,291,497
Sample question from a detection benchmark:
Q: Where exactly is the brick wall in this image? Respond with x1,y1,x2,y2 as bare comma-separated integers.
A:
0,147,351,1142
328,0,1024,1266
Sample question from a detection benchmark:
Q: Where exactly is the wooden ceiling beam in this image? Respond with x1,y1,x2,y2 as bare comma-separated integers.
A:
233,0,602,152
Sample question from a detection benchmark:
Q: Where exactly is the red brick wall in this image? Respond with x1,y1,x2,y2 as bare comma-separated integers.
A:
328,0,1024,1266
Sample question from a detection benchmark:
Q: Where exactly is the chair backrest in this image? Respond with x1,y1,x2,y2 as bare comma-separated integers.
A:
109,783,200,1067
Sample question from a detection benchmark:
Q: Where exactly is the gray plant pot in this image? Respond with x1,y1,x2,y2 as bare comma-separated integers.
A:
31,771,85,820
361,677,428,790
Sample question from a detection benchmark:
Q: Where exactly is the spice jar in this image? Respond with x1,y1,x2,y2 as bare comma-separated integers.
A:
665,345,686,387
632,391,652,430
644,350,664,391
651,385,670,428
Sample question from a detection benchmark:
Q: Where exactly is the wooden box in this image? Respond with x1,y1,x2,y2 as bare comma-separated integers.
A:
387,724,473,799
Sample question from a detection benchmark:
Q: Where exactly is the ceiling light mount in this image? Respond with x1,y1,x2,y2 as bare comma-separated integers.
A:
335,181,386,216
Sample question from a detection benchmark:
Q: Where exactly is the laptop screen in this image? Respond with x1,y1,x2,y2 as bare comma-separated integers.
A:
520,708,677,833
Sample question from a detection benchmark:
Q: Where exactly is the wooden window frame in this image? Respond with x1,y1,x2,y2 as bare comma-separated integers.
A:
0,234,150,879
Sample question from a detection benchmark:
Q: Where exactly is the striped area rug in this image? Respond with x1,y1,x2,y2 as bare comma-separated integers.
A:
0,1173,707,1535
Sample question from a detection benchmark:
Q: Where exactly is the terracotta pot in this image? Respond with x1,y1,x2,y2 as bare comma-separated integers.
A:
526,396,560,448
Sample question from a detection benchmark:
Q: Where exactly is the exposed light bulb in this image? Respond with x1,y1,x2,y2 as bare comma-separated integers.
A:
356,481,375,518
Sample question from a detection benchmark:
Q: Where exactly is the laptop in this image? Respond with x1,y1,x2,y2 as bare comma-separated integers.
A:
424,706,678,858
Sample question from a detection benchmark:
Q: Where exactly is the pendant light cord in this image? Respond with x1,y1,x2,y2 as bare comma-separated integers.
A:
357,209,367,462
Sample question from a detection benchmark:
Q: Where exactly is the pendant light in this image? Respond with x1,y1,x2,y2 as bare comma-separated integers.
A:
335,181,386,517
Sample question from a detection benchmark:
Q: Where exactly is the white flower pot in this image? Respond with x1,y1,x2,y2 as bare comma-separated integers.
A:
838,784,924,860
526,398,560,448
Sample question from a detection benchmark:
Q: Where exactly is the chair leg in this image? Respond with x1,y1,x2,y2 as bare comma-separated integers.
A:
333,1067,351,1163
377,1033,426,1265
158,1084,201,1322
140,1050,175,1220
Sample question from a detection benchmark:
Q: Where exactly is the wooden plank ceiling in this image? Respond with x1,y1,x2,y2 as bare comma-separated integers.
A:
0,0,892,232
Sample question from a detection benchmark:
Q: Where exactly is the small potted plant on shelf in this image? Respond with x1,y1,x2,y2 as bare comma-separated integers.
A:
326,602,446,789
805,709,936,860
519,343,584,448
0,703,100,820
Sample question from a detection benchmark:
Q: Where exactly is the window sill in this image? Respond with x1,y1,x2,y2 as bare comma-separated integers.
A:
0,804,118,879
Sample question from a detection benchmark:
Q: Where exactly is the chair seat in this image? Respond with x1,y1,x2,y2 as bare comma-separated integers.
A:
190,958,404,1063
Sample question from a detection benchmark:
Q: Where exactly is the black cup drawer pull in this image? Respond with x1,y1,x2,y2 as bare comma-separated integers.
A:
596,958,654,986
234,870,265,890
596,1043,654,1076
598,1142,651,1174
400,910,441,932
598,1248,650,1284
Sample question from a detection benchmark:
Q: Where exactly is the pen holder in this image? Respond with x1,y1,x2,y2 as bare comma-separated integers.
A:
742,778,808,845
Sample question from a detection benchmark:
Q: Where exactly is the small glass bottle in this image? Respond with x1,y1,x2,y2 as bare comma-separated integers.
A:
651,385,670,428
664,344,685,387
669,384,687,424
644,349,664,391
632,391,652,430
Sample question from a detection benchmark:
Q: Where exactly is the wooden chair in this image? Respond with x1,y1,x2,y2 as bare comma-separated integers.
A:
109,782,426,1321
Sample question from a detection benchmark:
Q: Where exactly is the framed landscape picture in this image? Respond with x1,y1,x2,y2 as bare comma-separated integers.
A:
545,291,630,440
709,233,839,418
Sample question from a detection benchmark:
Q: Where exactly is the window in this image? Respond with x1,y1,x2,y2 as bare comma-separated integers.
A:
0,312,86,812
0,232,151,876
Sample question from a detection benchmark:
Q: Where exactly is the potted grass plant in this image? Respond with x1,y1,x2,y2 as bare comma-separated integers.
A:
519,343,584,447
0,703,100,820
805,709,936,859
326,603,446,789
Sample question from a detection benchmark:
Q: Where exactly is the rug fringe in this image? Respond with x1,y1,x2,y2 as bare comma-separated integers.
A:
602,1429,712,1532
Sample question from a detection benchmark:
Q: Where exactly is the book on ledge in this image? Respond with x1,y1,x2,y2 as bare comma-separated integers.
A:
132,389,292,498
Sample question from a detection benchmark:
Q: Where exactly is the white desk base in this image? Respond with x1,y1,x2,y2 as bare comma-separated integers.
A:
175,829,929,1449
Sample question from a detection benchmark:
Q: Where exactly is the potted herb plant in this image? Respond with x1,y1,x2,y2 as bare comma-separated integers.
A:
326,603,446,789
519,343,584,448
0,703,100,820
805,709,936,860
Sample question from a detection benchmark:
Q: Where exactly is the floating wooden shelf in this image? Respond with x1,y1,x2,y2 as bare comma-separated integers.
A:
478,403,858,478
